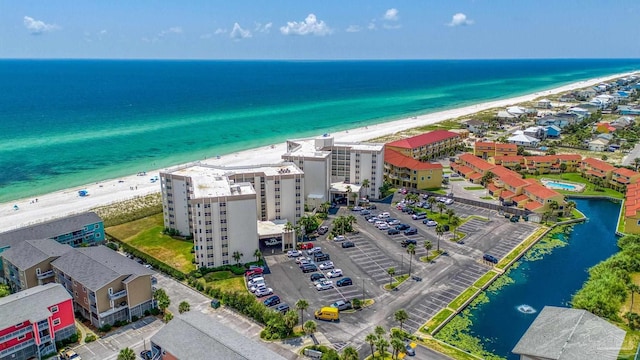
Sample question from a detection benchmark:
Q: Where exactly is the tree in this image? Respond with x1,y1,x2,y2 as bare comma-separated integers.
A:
232,251,243,266
601,154,608,161
365,333,377,359
295,299,309,325
253,248,262,262
362,179,370,198
391,337,404,360
117,347,136,360
387,267,395,288
634,157,640,172
341,346,359,360
406,244,416,277
394,309,409,331
153,288,170,314
449,215,462,241
427,197,437,213
300,214,319,234
374,325,386,338
517,146,525,155
628,283,640,311
178,301,190,314
303,320,317,336
436,202,446,216
375,337,389,358
283,310,299,332
559,163,568,173
435,223,445,252
163,311,173,323
0,284,9,298
424,240,433,261
345,185,352,207
284,221,294,233
320,202,331,214
481,171,495,185
565,200,577,216
446,208,455,220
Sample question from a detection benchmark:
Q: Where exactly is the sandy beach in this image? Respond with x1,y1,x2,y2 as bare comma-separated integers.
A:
1,71,636,233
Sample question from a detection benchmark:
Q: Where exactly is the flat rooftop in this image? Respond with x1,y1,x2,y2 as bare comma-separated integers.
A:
169,166,256,198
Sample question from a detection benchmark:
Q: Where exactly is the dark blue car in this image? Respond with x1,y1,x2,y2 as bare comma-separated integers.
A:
404,228,418,235
263,295,281,306
337,277,353,287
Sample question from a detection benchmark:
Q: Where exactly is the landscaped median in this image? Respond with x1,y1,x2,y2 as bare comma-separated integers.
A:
384,274,410,290
496,226,550,271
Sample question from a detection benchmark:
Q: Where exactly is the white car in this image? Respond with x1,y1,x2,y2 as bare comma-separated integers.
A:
377,223,390,230
316,281,333,291
327,269,343,278
250,283,266,293
333,235,346,242
306,247,322,255
287,250,302,257
255,287,273,297
425,220,438,227
444,198,454,205
248,277,264,286
318,261,334,270
388,219,400,226
295,256,312,264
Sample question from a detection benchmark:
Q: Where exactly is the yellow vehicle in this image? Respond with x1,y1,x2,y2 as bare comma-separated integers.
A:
314,307,339,321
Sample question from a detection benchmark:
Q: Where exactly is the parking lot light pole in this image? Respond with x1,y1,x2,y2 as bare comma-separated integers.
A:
401,255,404,274
362,279,365,302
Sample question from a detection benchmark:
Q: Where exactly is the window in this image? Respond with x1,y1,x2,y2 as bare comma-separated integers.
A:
51,305,59,313
94,224,100,229
53,318,61,326
15,322,23,328
108,288,113,295
18,334,26,340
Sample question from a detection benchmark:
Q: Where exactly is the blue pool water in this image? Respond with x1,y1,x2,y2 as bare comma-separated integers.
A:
545,181,577,190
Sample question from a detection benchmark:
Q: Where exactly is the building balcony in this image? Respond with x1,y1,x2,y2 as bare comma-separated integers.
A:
109,289,127,300
37,270,55,280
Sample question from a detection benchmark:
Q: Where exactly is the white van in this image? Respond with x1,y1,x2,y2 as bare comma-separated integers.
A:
378,212,390,219
248,277,264,286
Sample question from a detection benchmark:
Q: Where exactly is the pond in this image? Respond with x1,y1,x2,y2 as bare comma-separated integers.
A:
444,198,622,359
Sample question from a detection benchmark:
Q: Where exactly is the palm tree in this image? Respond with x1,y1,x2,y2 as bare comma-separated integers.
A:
446,208,455,220
320,202,331,214
565,200,577,216
295,299,309,325
435,224,445,252
118,348,136,360
253,249,262,262
350,191,358,206
375,338,390,358
341,346,359,360
362,179,370,198
345,185,352,207
394,309,409,331
232,251,243,266
154,288,170,314
634,157,640,171
375,325,386,338
178,301,190,314
424,240,433,261
284,310,299,333
436,202,446,216
303,320,317,337
391,337,404,360
365,333,377,359
449,215,461,241
406,244,416,277
427,196,437,212
345,214,357,232
387,267,395,288
284,221,294,233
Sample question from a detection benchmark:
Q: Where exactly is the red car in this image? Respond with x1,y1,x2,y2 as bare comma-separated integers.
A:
245,268,264,277
298,242,314,250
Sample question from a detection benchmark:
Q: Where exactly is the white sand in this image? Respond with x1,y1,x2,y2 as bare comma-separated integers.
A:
1,71,636,232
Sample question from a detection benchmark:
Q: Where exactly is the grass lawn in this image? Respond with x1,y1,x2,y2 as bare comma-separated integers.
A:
473,271,498,289
479,196,494,200
449,287,479,310
463,186,485,191
529,173,624,199
618,208,626,234
450,178,466,182
421,308,454,334
384,274,410,290
107,213,196,273
199,276,246,293
420,250,444,263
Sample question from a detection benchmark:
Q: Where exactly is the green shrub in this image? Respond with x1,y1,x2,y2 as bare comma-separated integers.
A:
131,315,139,322
150,308,161,316
144,310,150,316
84,334,97,343
99,324,112,332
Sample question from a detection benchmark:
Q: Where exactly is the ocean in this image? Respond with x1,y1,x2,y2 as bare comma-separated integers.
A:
1,59,639,203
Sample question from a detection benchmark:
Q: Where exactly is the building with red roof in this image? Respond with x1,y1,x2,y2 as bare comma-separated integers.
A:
579,157,616,181
473,142,518,159
491,154,582,174
386,130,462,161
623,183,640,234
611,167,640,191
384,148,443,190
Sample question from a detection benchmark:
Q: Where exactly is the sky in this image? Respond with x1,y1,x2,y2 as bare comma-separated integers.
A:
1,0,640,60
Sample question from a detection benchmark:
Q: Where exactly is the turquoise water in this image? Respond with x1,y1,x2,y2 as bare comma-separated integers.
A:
545,181,577,190
459,199,621,359
1,59,640,203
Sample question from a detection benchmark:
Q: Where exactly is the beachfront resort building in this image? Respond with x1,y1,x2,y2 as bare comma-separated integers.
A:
160,163,304,267
0,212,104,285
384,148,443,190
0,283,76,360
282,134,384,205
150,311,288,360
385,130,462,161
51,245,155,328
473,142,518,160
490,154,582,174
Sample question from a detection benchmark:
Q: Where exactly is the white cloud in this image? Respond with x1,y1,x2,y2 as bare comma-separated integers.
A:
384,8,399,21
255,22,273,33
98,29,107,36
214,28,227,35
346,25,361,33
23,16,59,35
280,14,331,36
230,23,251,39
447,13,474,26
159,26,183,36
367,21,376,30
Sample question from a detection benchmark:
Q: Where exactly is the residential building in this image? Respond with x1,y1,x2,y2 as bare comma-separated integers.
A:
521,180,566,213
283,135,384,202
545,125,561,138
536,99,552,109
1,239,72,293
150,311,288,360
0,283,76,360
588,138,609,152
579,157,616,183
610,167,640,191
492,154,581,174
384,148,443,190
0,212,104,283
512,306,625,360
507,133,540,147
595,122,616,133
51,246,155,328
462,119,487,135
523,126,547,140
473,142,517,159
385,130,462,161
623,182,640,234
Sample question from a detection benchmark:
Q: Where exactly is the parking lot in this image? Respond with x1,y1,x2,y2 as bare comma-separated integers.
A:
260,194,541,355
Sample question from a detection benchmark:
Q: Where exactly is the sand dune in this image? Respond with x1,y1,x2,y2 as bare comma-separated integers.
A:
0,71,636,232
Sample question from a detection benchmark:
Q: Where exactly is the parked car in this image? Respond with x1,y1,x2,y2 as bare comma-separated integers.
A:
412,213,427,220
327,269,343,278
367,204,377,210
296,256,312,264
401,239,417,247
250,283,266,293
443,198,454,205
263,295,281,307
352,206,363,211
387,219,401,226
333,235,346,242
405,340,417,356
140,350,152,360
318,261,335,270
342,241,355,248
314,253,330,262
421,202,431,209
275,303,290,314
388,228,400,235
245,268,263,277
316,280,333,291
298,242,315,250
404,228,418,236
310,273,326,282
336,277,353,287
61,350,82,360
396,224,410,231
483,254,499,264
317,226,329,235
287,250,302,257
255,287,274,297
248,277,264,287
331,300,353,311
378,212,391,219
302,264,318,273
423,220,437,227
360,210,371,215
298,259,312,268
377,223,390,230
307,247,322,255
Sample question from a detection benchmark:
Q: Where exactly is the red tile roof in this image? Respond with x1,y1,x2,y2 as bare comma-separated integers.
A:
626,183,640,216
556,154,582,161
493,155,525,163
615,177,631,184
491,166,521,179
500,190,516,199
527,155,556,163
512,194,530,203
487,184,500,192
525,201,544,211
387,130,460,149
457,165,475,175
501,175,529,188
384,149,443,170
582,157,616,172
459,153,496,172
614,167,639,178
469,172,483,180
474,142,496,149
525,183,562,199
586,170,607,178
495,143,518,151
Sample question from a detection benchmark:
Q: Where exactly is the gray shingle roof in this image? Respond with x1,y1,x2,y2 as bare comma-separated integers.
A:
0,212,102,248
0,283,72,330
512,306,625,360
1,239,72,269
151,312,288,360
51,246,153,291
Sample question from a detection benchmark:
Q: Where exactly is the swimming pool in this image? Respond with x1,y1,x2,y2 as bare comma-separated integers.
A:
541,179,585,192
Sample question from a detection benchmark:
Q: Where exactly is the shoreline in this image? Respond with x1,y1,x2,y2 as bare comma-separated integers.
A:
1,70,637,232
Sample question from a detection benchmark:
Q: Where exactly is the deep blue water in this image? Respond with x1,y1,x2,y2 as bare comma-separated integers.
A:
1,59,639,202
465,199,622,359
